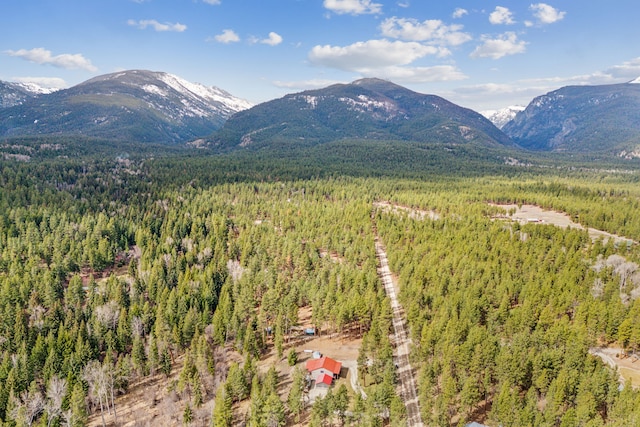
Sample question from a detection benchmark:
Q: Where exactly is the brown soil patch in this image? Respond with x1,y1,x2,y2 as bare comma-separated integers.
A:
374,201,439,221
74,245,141,288
87,357,187,427
86,305,362,427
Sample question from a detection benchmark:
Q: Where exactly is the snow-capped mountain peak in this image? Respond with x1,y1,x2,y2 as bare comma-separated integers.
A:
0,70,254,143
157,72,253,113
79,70,253,119
0,80,57,108
630,76,640,84
12,82,59,95
481,105,526,129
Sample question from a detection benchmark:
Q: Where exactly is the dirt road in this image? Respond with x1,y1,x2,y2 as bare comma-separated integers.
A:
375,237,424,427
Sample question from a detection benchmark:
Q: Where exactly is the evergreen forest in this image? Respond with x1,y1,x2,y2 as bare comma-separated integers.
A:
1,136,640,426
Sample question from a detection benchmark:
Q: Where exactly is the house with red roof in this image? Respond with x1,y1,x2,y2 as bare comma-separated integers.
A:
306,356,342,387
315,373,333,388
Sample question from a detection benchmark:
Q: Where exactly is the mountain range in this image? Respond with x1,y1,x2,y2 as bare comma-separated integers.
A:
503,80,640,153
1,70,640,155
209,78,514,149
0,70,252,143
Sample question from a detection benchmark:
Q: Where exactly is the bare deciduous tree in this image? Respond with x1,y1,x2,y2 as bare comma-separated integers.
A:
227,259,245,283
95,300,121,330
83,360,118,427
10,386,45,427
131,315,144,339
45,376,67,427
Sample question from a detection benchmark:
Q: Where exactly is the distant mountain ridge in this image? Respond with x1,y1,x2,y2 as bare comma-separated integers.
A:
4,70,640,157
503,81,640,152
0,81,56,108
210,78,514,149
481,106,525,129
0,70,252,143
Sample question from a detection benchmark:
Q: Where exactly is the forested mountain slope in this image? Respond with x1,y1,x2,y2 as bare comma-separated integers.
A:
0,70,252,143
210,78,514,150
503,81,640,153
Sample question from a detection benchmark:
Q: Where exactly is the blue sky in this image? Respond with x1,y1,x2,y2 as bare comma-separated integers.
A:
2,0,639,111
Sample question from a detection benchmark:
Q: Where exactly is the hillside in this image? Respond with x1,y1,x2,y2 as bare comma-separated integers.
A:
503,81,640,153
210,78,514,150
0,81,54,108
0,70,252,143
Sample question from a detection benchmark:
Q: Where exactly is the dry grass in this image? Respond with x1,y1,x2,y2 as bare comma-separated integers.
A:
86,306,363,426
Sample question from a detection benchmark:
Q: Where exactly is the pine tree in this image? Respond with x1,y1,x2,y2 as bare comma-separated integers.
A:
211,388,232,427
287,367,305,422
261,391,285,427
68,382,87,427
131,336,148,376
160,346,173,377
225,362,247,402
183,403,193,426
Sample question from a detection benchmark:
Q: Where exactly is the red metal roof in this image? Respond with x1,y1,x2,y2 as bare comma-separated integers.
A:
305,356,342,375
316,373,333,386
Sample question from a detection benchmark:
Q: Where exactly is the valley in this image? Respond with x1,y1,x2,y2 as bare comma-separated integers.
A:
1,149,640,426
1,71,640,427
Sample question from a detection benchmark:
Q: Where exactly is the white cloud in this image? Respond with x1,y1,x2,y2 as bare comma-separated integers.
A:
127,19,187,32
452,57,640,110
470,32,527,59
261,32,283,46
452,8,468,19
213,29,240,44
516,58,640,87
309,39,443,72
398,2,410,8
605,57,640,80
380,17,472,46
323,0,382,15
362,65,468,83
14,76,67,89
5,47,97,72
273,79,344,90
202,0,221,4
489,6,515,25
449,82,547,110
530,3,566,25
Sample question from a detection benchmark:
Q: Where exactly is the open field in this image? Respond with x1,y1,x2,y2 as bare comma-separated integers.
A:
491,203,636,244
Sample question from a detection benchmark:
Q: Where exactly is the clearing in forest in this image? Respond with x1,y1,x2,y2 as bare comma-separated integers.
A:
589,347,640,389
491,203,635,245
87,306,364,427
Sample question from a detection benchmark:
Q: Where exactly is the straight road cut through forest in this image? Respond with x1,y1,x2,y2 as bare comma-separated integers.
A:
374,236,425,426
